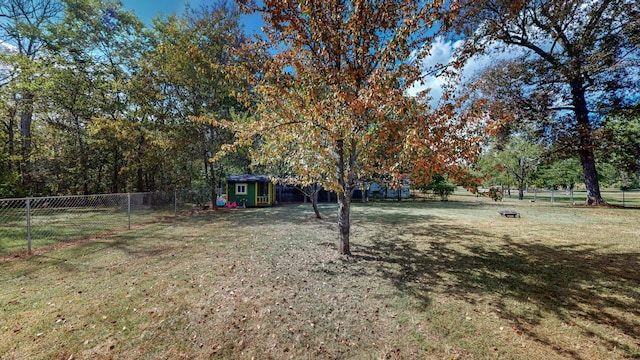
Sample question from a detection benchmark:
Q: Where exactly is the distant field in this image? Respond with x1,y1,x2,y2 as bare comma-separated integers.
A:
462,187,640,207
1,199,638,359
2,188,637,258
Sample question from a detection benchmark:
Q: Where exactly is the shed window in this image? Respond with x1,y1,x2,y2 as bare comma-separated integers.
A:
235,183,248,195
258,182,270,196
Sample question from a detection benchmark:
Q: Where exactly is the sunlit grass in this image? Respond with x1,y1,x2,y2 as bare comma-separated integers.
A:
0,207,177,257
457,187,640,207
1,200,638,359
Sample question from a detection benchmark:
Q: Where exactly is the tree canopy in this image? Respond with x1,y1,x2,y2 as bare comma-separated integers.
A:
454,0,640,204
0,0,251,197
215,0,482,254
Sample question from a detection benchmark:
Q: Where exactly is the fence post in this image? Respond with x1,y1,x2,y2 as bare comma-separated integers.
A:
174,190,177,216
622,189,625,207
26,198,32,255
127,193,131,230
551,190,554,203
570,189,574,205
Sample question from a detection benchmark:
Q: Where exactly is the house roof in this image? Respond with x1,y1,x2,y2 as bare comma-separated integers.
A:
227,174,272,183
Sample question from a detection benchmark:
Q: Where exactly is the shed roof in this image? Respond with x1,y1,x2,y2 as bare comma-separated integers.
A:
227,174,271,183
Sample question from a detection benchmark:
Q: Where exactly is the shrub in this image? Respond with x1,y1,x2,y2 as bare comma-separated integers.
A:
422,174,456,201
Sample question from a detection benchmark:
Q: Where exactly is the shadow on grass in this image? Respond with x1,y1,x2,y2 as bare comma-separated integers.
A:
0,200,484,259
172,200,488,226
5,201,638,358
349,223,640,360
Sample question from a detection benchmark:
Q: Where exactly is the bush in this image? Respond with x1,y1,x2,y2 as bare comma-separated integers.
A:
0,171,23,198
621,179,639,191
422,174,456,201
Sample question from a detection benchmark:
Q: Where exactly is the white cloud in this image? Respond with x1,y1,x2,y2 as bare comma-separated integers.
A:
408,37,522,105
0,41,18,84
0,40,17,54
407,37,461,102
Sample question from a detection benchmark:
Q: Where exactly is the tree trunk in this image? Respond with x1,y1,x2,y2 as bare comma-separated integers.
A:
4,105,17,172
335,139,354,255
518,179,524,200
209,161,218,210
311,187,322,219
73,115,90,195
571,80,603,205
337,191,351,255
81,147,90,195
111,146,120,193
518,157,524,200
136,167,144,192
19,92,34,192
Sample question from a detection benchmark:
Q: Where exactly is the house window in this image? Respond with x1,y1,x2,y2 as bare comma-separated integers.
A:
235,183,248,195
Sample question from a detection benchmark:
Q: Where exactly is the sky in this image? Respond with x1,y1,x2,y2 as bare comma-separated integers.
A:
0,0,488,105
118,0,489,105
120,0,265,37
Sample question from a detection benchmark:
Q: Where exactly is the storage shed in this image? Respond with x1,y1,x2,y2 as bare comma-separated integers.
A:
226,174,276,207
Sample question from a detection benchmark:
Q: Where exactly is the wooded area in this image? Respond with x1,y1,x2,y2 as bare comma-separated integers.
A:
1,0,638,253
0,0,252,198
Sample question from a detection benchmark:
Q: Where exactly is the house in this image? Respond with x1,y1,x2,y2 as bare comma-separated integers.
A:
354,181,411,200
368,182,411,199
226,174,276,207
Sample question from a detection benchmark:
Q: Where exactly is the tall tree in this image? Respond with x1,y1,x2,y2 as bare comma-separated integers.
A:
45,0,149,194
602,109,640,186
145,2,249,207
0,51,22,195
226,0,480,255
0,0,63,193
479,136,543,200
454,0,640,204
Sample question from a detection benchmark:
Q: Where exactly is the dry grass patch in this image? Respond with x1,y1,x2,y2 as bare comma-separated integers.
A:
1,200,639,359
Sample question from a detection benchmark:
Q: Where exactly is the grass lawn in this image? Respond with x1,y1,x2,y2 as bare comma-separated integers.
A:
1,196,638,359
0,207,177,258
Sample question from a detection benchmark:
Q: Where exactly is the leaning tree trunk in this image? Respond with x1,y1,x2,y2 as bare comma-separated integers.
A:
580,150,602,204
311,185,322,219
571,80,604,205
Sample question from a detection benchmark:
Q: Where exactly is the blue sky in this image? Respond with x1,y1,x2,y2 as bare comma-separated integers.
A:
116,1,465,105
120,0,265,37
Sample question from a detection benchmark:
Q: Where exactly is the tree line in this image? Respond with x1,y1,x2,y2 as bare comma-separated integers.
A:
0,0,251,198
1,0,638,254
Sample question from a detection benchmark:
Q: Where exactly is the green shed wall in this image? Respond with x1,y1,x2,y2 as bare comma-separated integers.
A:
227,182,257,207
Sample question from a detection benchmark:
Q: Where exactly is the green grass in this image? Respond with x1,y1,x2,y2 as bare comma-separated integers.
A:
472,188,640,207
0,206,178,257
0,199,639,359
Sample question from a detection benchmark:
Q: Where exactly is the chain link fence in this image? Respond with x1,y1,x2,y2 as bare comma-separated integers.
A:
486,188,640,207
0,191,216,257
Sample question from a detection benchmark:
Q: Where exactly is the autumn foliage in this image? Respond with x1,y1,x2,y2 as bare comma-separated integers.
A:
215,0,483,254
